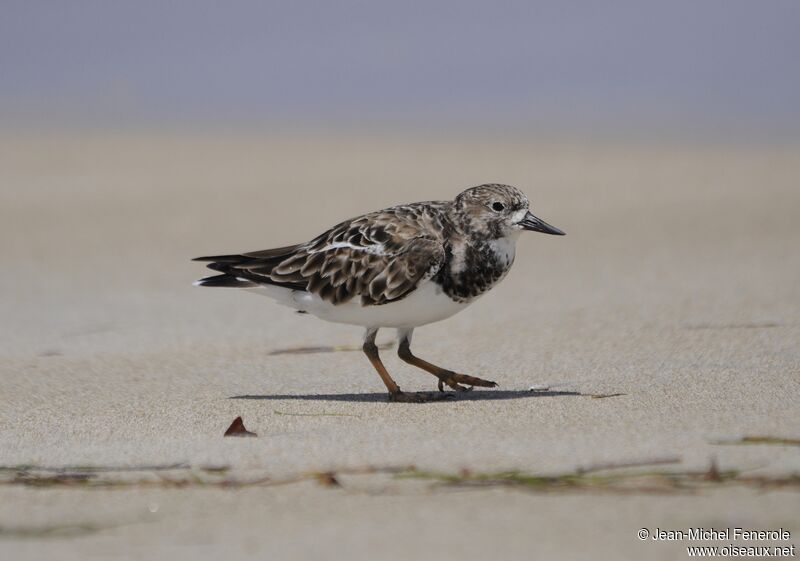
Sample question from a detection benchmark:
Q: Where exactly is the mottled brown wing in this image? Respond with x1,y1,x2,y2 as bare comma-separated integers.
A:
235,215,445,305
262,240,443,306
196,203,450,304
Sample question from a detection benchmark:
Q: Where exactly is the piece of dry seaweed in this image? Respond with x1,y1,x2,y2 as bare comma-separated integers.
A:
224,416,257,437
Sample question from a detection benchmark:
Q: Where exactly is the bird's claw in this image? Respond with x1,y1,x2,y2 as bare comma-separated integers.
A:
438,379,473,392
437,372,496,392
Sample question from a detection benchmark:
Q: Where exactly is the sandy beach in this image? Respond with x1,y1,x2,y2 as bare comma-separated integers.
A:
1,130,798,560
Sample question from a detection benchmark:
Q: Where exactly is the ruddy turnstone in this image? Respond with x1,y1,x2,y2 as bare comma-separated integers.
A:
194,184,564,402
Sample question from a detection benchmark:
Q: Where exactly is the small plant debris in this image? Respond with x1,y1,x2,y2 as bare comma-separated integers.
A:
0,463,188,474
198,465,230,474
706,457,722,482
575,456,681,474
315,472,341,487
1,461,796,494
0,464,410,490
401,460,799,495
0,523,108,539
526,387,626,399
713,436,800,447
224,417,257,437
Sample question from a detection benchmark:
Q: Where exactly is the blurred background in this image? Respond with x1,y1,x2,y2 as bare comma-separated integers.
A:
2,0,799,136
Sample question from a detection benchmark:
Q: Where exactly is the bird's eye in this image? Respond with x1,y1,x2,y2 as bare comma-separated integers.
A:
491,202,505,212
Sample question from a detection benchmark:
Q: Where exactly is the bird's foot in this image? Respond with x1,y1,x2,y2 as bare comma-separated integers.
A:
437,373,497,393
388,391,457,403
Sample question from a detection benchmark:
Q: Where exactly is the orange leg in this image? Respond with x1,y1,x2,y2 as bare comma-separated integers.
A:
363,328,455,402
397,331,497,392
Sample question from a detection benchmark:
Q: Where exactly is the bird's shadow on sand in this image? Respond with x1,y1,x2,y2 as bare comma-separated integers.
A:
229,389,582,403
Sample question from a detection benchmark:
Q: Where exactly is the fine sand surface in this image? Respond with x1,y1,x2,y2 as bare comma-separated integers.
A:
1,130,798,560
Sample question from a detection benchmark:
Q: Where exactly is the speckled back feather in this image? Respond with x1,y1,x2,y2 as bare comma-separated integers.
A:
195,202,450,306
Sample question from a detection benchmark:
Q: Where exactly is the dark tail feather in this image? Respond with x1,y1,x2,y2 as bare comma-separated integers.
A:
192,255,245,263
193,245,302,264
193,274,259,288
192,245,303,289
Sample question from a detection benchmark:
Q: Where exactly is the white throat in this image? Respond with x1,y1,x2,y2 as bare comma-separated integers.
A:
489,234,519,268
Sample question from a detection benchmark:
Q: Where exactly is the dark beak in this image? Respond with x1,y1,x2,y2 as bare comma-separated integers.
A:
519,211,565,235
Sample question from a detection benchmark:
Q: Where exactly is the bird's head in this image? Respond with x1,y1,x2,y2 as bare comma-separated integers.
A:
453,184,565,239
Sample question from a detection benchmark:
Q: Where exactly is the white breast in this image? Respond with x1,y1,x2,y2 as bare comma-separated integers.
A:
296,279,469,328
489,236,517,268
